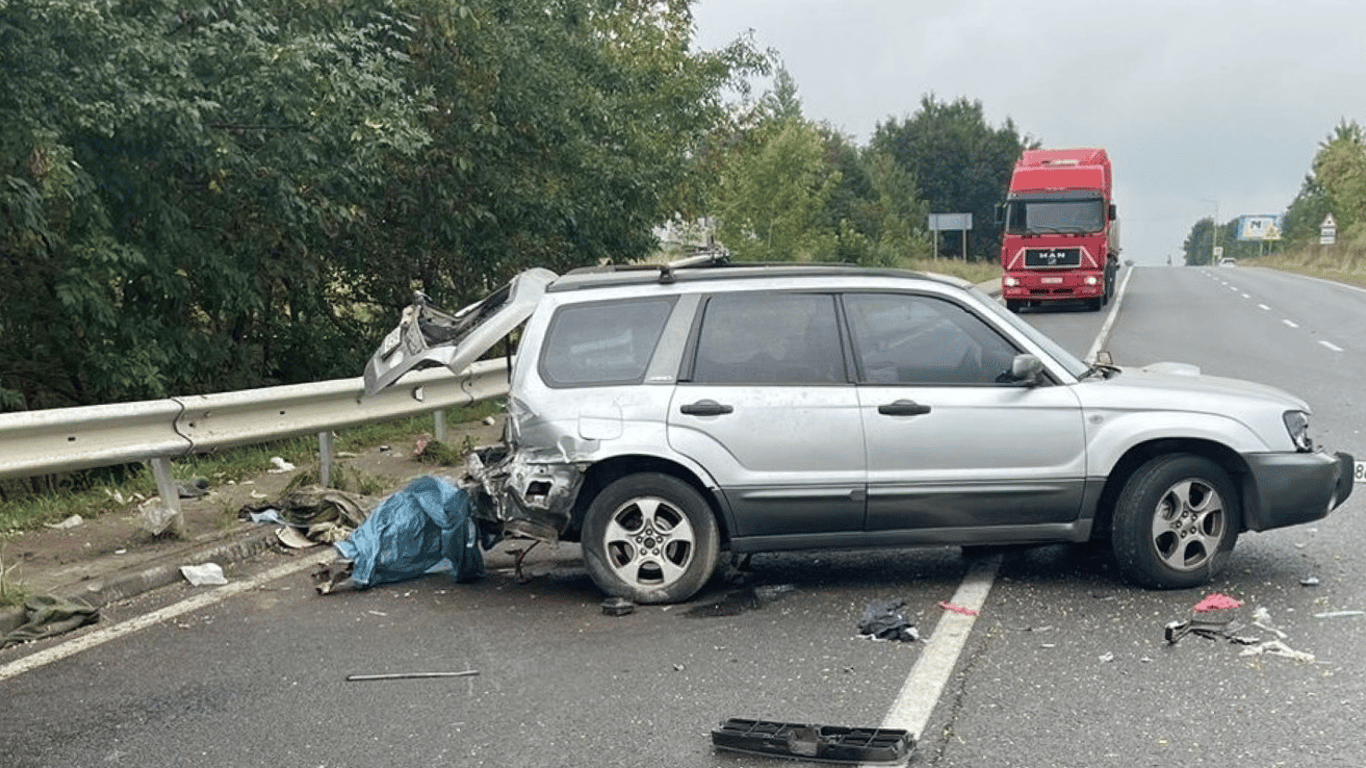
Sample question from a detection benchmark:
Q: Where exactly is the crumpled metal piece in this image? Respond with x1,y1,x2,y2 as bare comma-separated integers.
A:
857,598,919,642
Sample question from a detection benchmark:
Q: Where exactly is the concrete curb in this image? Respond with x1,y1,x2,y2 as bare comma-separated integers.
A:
1,527,280,637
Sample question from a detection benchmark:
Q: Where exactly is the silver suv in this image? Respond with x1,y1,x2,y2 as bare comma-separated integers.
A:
365,257,1353,603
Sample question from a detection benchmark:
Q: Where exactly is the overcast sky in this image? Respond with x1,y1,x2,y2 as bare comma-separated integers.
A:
691,0,1363,265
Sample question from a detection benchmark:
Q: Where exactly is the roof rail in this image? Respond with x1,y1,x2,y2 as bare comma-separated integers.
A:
658,248,729,283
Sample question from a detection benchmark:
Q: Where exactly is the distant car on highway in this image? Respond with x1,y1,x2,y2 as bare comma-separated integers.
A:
1219,257,1238,266
365,255,1353,603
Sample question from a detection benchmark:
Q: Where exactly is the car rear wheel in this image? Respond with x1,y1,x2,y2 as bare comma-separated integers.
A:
1112,454,1239,589
582,473,720,604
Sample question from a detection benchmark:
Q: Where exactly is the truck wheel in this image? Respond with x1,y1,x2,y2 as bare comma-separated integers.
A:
582,473,720,604
1005,300,1023,313
1111,454,1239,589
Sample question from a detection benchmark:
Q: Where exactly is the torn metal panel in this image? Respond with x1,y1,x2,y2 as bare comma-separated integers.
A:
464,445,585,543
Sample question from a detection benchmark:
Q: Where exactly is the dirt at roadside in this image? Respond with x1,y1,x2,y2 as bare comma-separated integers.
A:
2,420,503,597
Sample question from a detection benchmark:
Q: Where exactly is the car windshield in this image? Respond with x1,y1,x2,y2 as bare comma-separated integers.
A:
969,289,1091,378
1006,198,1104,234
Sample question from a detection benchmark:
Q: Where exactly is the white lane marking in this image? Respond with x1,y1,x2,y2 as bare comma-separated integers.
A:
1241,293,1251,299
1084,266,1134,364
1283,319,1300,329
1258,304,1270,311
0,549,335,682
1319,340,1344,352
879,555,1001,742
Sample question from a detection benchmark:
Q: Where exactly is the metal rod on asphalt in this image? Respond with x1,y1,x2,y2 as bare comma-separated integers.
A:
346,670,480,682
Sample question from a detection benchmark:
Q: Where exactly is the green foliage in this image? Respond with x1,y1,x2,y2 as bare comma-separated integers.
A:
870,95,1031,262
1,0,762,412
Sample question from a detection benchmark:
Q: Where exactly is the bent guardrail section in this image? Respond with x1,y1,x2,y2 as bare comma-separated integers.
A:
0,359,511,531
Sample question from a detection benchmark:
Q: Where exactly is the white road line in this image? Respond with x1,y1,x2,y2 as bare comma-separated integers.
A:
0,549,334,682
1283,319,1300,329
1084,267,1134,363
1241,293,1251,299
879,555,1001,744
1320,340,1344,352
1258,304,1270,311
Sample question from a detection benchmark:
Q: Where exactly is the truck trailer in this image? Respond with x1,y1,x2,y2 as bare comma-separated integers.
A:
998,148,1120,312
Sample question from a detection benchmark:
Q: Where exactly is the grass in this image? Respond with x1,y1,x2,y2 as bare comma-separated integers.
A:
0,401,503,536
0,542,24,607
1249,243,1366,289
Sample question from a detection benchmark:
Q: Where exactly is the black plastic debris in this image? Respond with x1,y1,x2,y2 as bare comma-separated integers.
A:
711,718,912,765
601,596,635,616
857,598,919,642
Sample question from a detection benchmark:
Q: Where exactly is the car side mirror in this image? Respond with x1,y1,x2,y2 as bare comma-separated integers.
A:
1008,353,1044,386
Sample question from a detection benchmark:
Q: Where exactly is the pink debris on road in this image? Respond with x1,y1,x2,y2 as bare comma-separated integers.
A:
1192,593,1243,612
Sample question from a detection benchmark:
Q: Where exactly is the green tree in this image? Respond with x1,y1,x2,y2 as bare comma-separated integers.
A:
714,118,838,261
870,95,1030,261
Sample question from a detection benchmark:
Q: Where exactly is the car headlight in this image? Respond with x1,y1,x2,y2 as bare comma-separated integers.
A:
1084,276,1099,285
1003,276,1019,287
1283,410,1314,452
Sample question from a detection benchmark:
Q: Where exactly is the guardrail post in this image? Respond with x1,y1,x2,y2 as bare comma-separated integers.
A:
434,410,447,443
147,457,184,537
318,430,334,488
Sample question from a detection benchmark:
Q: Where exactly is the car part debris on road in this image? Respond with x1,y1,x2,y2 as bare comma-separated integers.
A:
857,598,919,642
346,670,479,682
179,563,228,586
711,718,913,765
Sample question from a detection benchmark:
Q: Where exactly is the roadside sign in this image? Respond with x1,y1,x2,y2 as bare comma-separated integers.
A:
1320,213,1337,245
928,213,973,231
1213,246,1223,258
1237,214,1283,241
1322,213,1337,229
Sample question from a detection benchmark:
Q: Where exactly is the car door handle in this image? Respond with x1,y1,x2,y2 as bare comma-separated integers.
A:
680,399,734,416
878,399,932,416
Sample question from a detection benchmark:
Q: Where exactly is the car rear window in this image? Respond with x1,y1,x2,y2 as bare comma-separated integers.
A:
540,297,675,386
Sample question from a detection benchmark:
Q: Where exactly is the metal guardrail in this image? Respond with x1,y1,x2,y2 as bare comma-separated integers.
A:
0,359,511,531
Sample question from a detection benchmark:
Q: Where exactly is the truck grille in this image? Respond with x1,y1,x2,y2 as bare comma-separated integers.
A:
1024,248,1082,268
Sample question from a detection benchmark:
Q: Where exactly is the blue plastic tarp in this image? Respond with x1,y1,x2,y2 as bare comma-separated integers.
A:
334,476,484,588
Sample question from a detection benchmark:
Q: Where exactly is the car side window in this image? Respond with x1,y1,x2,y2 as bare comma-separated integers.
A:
691,292,845,384
845,293,1020,385
540,297,674,386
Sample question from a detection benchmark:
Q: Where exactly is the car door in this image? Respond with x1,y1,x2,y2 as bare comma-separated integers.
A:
844,291,1087,533
666,291,866,541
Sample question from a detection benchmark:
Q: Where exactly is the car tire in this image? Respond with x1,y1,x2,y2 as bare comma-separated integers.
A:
581,473,720,604
1111,454,1239,589
1005,300,1023,313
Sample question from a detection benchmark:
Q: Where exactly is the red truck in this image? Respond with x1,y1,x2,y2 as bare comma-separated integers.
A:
997,148,1120,312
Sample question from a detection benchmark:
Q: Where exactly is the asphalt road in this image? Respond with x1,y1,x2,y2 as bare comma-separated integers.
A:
3,265,1364,768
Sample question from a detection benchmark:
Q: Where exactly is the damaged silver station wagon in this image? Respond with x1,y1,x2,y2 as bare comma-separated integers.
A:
364,255,1354,604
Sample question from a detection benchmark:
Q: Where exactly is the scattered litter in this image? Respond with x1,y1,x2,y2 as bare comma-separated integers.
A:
114,549,127,555
44,515,84,530
104,489,128,505
316,476,485,594
367,610,387,617
1312,610,1365,619
175,477,211,498
267,457,296,473
1098,652,1114,663
1300,576,1321,587
249,491,268,500
857,598,919,642
1192,593,1243,612
602,596,635,616
1251,607,1288,639
179,562,228,586
379,445,391,452
248,509,288,525
275,526,318,549
937,601,979,616
482,416,496,426
711,719,913,765
1239,640,1316,663
414,434,430,455
346,670,479,682
1,595,99,649
138,500,177,535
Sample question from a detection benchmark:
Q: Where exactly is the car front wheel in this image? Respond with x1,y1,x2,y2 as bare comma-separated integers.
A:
581,473,720,604
1111,454,1239,589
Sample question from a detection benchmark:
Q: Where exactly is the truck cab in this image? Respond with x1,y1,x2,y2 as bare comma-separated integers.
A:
998,148,1120,312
